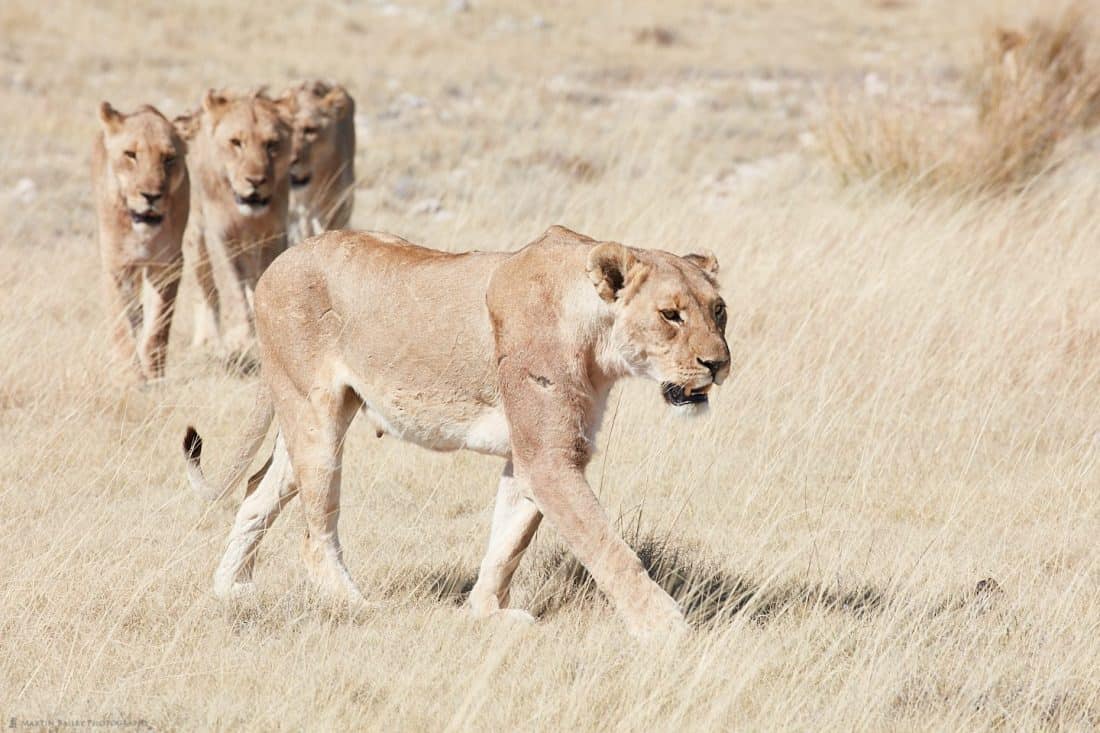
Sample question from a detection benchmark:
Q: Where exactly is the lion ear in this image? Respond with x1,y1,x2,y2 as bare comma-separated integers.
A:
306,79,332,98
172,112,199,142
98,102,123,134
683,250,719,276
274,86,296,107
272,96,296,130
202,89,230,118
587,242,637,303
321,86,351,117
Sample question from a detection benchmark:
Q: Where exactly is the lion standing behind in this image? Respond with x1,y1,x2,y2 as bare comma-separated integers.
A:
279,80,356,245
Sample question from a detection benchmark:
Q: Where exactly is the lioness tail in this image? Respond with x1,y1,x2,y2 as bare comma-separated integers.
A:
182,386,275,503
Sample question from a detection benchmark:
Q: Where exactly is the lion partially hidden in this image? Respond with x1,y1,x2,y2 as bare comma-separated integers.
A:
184,225,731,636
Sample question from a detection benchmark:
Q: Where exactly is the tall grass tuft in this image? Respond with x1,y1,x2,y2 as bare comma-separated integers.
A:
820,4,1100,195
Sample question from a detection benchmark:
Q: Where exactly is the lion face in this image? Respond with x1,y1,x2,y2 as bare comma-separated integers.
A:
97,103,187,231
201,90,291,217
279,81,352,191
588,243,731,411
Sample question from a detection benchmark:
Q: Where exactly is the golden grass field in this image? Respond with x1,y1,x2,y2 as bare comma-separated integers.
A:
2,0,1099,729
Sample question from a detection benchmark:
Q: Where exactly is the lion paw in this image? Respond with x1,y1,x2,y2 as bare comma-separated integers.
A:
489,608,537,625
213,579,257,600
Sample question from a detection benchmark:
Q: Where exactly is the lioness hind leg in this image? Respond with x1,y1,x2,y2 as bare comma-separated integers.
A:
469,461,542,621
284,385,364,603
213,432,298,598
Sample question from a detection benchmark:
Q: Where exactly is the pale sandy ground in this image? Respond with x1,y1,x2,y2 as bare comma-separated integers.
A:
1,1,1098,730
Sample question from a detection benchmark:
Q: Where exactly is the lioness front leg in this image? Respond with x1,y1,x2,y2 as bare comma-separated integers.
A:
137,264,180,381
220,252,258,360
525,458,687,637
469,461,542,622
188,232,222,350
102,269,143,382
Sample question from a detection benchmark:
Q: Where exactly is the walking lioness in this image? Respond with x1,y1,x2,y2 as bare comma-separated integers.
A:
183,225,730,636
178,89,292,356
93,102,189,381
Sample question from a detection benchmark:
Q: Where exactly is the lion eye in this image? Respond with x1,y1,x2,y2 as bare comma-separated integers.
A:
660,309,683,324
229,138,242,148
164,155,176,168
714,301,727,329
124,150,137,160
303,126,319,136
266,140,279,154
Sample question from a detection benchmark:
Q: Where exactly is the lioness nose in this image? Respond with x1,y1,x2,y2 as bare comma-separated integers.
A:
141,192,162,205
698,357,728,379
246,175,266,188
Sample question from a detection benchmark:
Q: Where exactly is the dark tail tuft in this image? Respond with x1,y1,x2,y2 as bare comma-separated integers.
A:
183,426,203,463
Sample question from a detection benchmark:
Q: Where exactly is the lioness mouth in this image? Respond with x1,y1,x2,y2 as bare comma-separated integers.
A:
129,210,164,226
235,193,271,208
661,382,711,406
290,173,312,188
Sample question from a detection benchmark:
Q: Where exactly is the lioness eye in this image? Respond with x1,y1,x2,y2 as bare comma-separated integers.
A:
714,301,727,330
303,126,319,136
164,156,176,168
660,309,682,323
229,138,242,148
124,150,137,160
266,140,279,153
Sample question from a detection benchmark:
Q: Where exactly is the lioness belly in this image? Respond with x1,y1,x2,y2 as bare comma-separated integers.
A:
362,399,510,457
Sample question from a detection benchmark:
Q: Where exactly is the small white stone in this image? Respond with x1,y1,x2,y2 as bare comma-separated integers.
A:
863,72,889,97
13,178,36,203
410,197,442,215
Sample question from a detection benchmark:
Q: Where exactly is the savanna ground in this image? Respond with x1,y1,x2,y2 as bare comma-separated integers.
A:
2,0,1099,729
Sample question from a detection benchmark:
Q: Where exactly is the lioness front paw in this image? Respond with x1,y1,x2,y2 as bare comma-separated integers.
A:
486,608,537,625
213,578,257,600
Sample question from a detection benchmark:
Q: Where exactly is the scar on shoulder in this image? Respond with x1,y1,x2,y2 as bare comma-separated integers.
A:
528,373,553,388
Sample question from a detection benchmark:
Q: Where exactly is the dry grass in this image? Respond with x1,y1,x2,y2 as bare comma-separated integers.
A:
2,0,1099,730
820,2,1100,194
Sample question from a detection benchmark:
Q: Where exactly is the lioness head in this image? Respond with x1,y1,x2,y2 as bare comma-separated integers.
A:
588,243,731,411
200,89,291,217
278,80,353,190
97,102,187,230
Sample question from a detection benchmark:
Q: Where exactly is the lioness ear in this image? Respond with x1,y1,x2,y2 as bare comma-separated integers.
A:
274,86,296,108
321,86,351,116
272,97,296,130
683,249,719,276
98,102,123,134
587,242,637,303
172,112,199,142
202,89,230,118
